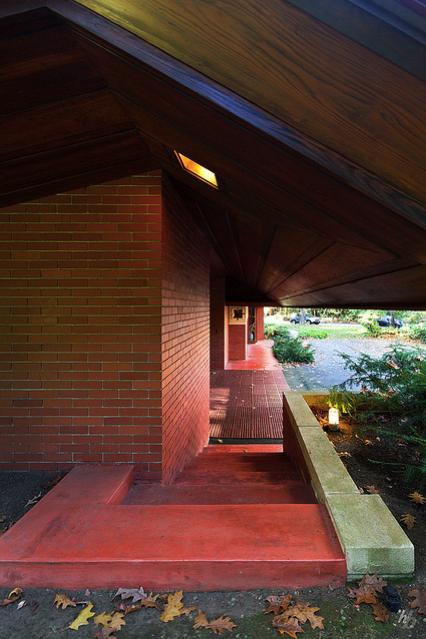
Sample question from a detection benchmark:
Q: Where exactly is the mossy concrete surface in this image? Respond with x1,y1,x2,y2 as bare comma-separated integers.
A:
283,391,414,579
327,494,415,577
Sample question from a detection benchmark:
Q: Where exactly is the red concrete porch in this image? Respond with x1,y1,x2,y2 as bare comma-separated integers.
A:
210,339,289,439
0,449,346,590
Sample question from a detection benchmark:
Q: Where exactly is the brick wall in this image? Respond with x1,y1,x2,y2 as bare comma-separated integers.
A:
161,179,210,484
228,324,248,360
0,173,163,478
210,277,226,369
256,307,265,341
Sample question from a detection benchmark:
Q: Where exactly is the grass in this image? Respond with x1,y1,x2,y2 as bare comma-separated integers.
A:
265,322,368,340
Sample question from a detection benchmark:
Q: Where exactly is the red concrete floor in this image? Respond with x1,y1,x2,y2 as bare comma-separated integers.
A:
210,340,289,439
0,450,346,590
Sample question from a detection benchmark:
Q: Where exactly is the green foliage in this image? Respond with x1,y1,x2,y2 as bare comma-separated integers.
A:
271,328,315,364
409,324,426,343
264,323,282,339
361,320,381,337
331,346,426,487
296,326,328,339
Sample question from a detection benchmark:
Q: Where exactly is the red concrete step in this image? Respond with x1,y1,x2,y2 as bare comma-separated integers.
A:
0,500,345,590
124,480,316,505
204,444,283,454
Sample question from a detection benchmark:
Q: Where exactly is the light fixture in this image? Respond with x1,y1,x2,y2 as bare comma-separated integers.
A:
328,407,340,431
174,151,218,188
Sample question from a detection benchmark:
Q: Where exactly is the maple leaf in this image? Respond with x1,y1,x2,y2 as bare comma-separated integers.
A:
1,587,23,607
359,574,387,594
366,485,380,494
54,593,76,609
265,594,293,615
113,587,146,603
69,603,96,630
408,588,426,615
371,602,389,623
160,591,195,622
273,615,304,638
400,513,416,529
409,491,426,505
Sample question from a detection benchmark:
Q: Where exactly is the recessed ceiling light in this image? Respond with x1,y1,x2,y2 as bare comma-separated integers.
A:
174,151,218,188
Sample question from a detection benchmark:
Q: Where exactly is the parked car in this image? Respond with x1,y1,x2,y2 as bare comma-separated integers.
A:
290,313,320,325
377,315,403,328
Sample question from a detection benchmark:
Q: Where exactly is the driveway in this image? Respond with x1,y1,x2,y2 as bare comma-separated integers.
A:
283,337,414,390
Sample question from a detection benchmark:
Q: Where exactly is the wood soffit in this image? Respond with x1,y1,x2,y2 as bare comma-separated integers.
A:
0,1,425,308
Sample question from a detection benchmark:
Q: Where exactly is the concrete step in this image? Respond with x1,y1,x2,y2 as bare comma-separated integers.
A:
0,498,345,589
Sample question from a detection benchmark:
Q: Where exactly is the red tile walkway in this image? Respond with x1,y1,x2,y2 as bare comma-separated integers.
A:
210,340,289,439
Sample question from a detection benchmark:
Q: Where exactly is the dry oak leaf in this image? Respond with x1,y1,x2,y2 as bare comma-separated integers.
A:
264,594,293,615
408,588,426,615
69,603,96,630
409,491,426,506
109,613,126,631
273,615,304,638
113,587,146,603
193,611,236,634
359,574,387,594
123,592,161,613
371,602,390,623
54,593,76,609
1,587,23,607
94,612,114,627
348,586,378,606
400,513,416,530
287,602,324,630
160,591,195,623
95,628,117,639
366,485,380,494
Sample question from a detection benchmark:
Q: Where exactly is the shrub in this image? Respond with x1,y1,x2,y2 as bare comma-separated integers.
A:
361,320,381,337
409,324,426,343
330,346,426,487
272,331,315,364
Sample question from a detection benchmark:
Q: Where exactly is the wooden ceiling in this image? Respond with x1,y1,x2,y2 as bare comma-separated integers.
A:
1,1,425,308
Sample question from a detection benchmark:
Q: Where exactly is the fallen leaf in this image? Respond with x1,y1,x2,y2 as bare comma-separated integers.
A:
366,485,380,494
288,602,324,630
348,586,378,606
113,587,146,603
371,602,389,623
1,587,23,607
408,588,426,615
95,628,117,639
273,615,304,638
69,603,96,630
54,593,77,609
265,594,293,615
359,574,387,594
193,611,210,630
94,612,114,627
194,611,236,634
409,491,426,506
25,492,42,508
160,591,195,622
205,616,237,635
109,613,126,631
400,513,416,530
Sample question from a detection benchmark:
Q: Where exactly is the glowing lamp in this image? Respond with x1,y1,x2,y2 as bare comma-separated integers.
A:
328,407,340,431
174,151,218,188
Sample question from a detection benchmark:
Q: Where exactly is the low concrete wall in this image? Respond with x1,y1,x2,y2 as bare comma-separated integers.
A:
283,391,414,579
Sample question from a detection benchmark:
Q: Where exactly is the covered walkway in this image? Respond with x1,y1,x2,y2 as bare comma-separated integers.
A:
210,340,289,440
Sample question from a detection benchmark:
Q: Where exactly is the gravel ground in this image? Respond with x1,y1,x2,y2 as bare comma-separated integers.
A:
283,337,415,390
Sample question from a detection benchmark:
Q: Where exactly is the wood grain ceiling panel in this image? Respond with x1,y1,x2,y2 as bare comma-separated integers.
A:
76,0,426,204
